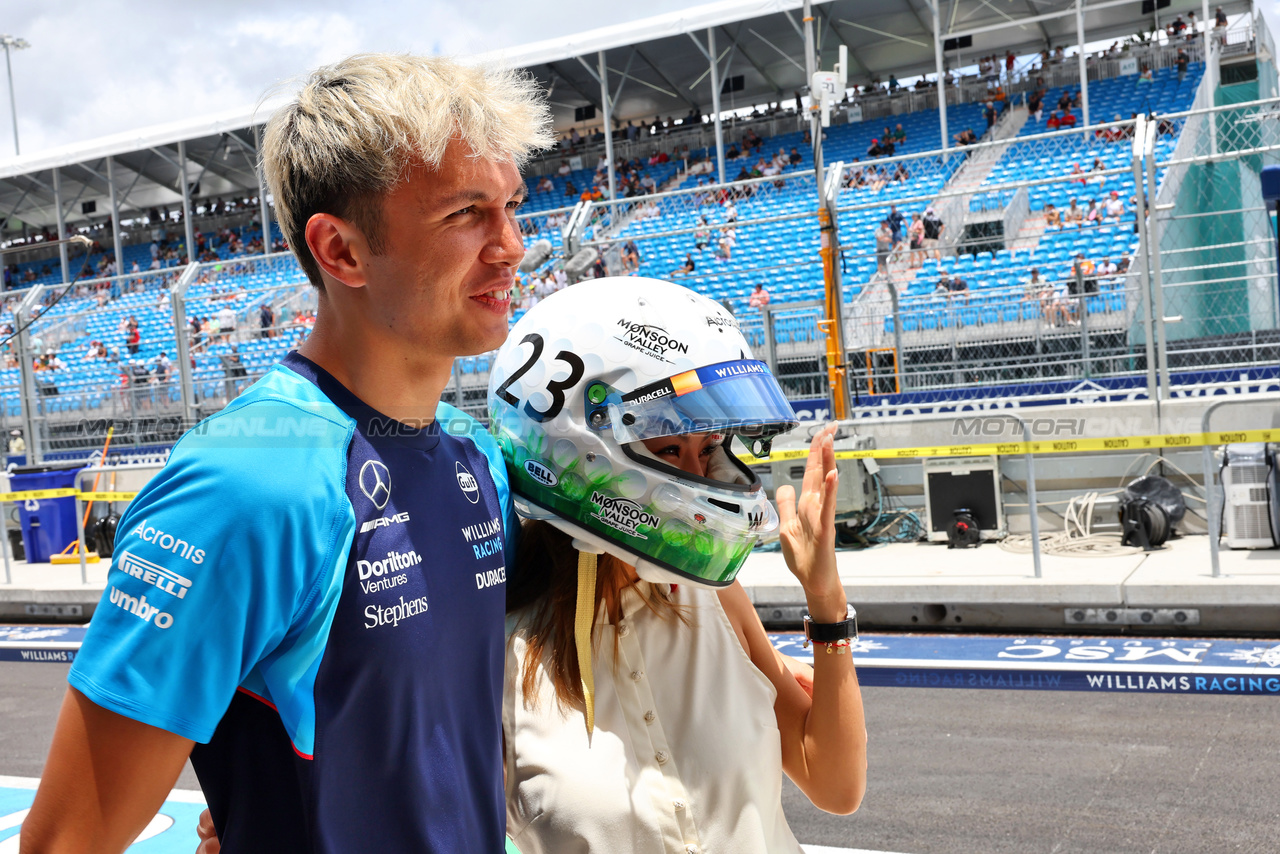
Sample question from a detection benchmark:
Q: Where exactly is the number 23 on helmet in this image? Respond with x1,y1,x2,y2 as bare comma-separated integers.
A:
488,277,799,587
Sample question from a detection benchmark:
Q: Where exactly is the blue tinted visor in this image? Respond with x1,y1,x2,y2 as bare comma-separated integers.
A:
608,359,799,449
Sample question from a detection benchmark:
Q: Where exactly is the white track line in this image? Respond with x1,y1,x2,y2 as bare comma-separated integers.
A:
802,847,914,854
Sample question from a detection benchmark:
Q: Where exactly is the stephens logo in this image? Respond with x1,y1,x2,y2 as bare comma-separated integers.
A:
456,461,480,504
590,491,660,539
523,459,558,487
615,319,690,362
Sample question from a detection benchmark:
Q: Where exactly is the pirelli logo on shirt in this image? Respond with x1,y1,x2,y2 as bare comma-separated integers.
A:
117,551,193,600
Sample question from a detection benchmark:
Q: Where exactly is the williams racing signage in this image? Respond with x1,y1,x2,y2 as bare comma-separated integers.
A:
769,633,1280,696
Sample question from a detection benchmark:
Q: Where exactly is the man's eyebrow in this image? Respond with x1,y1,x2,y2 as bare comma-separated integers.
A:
435,182,528,210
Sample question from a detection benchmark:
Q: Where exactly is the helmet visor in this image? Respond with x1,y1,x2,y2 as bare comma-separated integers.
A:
609,359,799,446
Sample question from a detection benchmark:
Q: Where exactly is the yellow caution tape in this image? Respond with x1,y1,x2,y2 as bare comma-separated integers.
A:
742,428,1280,464
0,488,137,503
0,488,79,501
79,491,139,502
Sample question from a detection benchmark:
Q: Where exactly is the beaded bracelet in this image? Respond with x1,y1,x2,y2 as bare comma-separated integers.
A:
805,638,853,654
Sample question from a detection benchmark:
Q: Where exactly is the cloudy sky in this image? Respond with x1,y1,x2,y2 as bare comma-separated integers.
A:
0,0,696,158
2,1,1278,160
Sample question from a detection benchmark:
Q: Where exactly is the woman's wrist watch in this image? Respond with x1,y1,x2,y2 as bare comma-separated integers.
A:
802,604,858,652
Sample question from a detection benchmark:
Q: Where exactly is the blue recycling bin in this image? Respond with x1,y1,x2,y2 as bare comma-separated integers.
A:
11,463,84,564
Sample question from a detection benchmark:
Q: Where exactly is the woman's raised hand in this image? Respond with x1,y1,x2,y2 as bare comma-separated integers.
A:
775,423,847,623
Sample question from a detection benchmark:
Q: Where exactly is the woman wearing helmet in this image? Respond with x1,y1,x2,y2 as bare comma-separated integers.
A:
492,277,867,852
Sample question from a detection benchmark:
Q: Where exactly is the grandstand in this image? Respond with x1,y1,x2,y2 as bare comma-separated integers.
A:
0,0,1276,462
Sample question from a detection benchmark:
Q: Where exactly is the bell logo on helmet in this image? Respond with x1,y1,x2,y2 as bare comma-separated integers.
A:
456,461,481,504
615,319,689,363
591,491,661,539
523,459,559,487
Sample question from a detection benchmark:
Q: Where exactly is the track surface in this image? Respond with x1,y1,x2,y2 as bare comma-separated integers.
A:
4,646,1280,852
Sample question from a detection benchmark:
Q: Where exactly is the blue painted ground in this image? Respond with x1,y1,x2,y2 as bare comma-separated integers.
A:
772,632,1280,695
6,624,1280,696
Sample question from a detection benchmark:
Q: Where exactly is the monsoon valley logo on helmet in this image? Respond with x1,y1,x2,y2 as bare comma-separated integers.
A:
488,277,798,588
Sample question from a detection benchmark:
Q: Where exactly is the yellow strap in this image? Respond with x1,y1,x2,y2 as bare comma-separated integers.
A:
575,550,598,738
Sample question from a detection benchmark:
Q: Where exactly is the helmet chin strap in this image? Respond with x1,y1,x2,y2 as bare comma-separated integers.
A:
571,538,605,738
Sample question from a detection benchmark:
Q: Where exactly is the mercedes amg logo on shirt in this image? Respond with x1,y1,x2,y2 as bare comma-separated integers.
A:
360,460,392,510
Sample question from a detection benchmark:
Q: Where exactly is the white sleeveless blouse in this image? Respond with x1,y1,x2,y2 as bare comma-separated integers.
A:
503,582,803,854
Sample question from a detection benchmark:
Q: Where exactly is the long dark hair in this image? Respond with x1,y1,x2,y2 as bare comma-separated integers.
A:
507,519,685,711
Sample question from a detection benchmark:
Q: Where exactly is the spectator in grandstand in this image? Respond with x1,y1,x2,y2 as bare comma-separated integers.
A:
694,217,711,251
156,351,172,385
892,124,906,144
1104,190,1125,221
953,128,978,146
622,239,641,274
934,272,951,297
1046,110,1062,130
789,146,803,165
887,205,906,248
1088,158,1107,184
1022,267,1051,304
125,322,141,356
726,142,741,160
1083,199,1102,225
1186,11,1198,36
866,138,885,158
536,175,554,194
217,304,237,342
983,101,998,131
748,282,771,308
1058,108,1077,128
922,207,944,259
874,220,893,275
1215,6,1227,27
1137,66,1154,85
1064,198,1084,227
1176,49,1190,82
1072,253,1099,295
1044,279,1076,328
259,303,275,339
1044,203,1062,229
1097,257,1119,281
947,273,969,301
564,179,578,198
716,228,737,261
670,253,696,276
1027,88,1044,123
891,162,910,183
1069,162,1087,184
907,213,925,268
557,159,571,177
888,73,900,93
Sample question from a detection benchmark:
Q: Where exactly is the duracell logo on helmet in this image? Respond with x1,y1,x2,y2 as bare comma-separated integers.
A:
615,320,689,360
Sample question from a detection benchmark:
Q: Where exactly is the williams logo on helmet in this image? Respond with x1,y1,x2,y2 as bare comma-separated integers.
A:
590,491,661,539
614,320,689,363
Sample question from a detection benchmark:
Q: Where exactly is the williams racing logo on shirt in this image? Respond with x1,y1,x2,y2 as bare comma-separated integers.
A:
614,319,690,363
590,491,660,539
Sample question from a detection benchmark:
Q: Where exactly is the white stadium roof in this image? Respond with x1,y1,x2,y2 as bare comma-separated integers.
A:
0,0,1244,235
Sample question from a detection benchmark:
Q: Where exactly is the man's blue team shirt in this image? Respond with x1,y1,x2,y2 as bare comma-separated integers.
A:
68,352,516,852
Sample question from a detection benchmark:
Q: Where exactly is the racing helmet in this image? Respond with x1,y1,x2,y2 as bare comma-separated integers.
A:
488,276,798,588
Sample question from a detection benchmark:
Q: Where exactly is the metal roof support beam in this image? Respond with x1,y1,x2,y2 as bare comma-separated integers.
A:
116,151,153,210
944,0,1134,41
58,170,91,225
1076,0,1091,127
255,125,272,253
177,139,196,264
106,156,124,276
708,28,726,185
52,167,68,284
634,47,699,110
547,62,599,111
718,26,785,98
934,0,949,154
597,51,616,201
611,50,635,107
748,27,805,73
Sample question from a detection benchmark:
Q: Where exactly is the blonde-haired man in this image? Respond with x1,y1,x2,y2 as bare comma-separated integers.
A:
23,54,551,853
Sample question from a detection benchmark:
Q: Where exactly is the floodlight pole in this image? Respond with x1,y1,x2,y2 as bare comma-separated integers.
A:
178,140,197,265
106,156,124,282
598,51,617,204
254,125,273,255
708,28,726,186
932,1,949,154
53,166,69,285
1,35,28,156
1076,0,1091,127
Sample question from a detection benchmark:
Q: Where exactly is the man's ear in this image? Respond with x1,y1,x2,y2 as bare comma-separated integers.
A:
305,213,369,290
